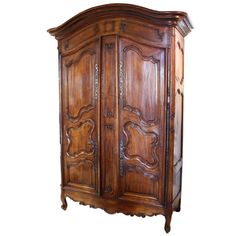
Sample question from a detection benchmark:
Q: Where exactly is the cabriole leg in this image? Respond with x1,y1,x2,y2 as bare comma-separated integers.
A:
164,212,172,233
61,191,67,210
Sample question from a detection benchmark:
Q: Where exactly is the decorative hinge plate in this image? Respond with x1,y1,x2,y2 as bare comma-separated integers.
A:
120,138,124,176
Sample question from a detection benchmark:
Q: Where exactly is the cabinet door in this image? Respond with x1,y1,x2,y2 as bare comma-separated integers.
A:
61,39,100,194
119,38,166,206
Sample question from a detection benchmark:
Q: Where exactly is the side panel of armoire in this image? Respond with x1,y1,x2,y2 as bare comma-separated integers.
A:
172,29,185,210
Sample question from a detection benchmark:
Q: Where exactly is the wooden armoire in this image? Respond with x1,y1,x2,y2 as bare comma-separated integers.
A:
48,4,192,233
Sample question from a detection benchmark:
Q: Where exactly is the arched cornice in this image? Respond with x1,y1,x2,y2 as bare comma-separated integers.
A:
48,4,193,39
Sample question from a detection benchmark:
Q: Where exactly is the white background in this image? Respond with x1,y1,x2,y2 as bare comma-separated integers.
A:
0,0,236,235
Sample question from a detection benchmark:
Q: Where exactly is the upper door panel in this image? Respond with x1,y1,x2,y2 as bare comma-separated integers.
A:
66,49,97,122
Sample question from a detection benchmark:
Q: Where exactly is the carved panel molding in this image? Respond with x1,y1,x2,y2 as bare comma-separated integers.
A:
126,164,159,180
123,121,159,169
66,119,96,158
67,159,95,187
156,29,164,41
120,22,126,32
122,44,160,124
65,49,97,123
103,42,115,117
104,21,115,32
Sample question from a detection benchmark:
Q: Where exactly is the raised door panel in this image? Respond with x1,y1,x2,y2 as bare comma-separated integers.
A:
119,38,166,206
61,40,100,194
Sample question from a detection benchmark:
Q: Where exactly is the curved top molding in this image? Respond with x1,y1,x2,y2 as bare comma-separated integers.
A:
47,4,193,39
